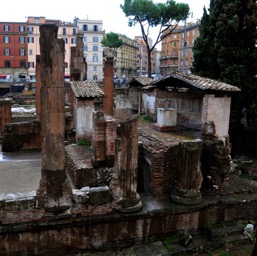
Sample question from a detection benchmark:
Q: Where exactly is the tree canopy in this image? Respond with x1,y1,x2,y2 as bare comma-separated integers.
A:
192,0,257,131
121,0,189,77
101,32,123,49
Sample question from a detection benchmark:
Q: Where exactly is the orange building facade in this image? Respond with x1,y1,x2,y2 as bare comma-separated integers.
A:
160,22,199,75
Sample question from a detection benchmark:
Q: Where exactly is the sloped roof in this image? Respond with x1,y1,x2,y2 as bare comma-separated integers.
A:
129,76,153,86
151,72,241,93
71,81,104,98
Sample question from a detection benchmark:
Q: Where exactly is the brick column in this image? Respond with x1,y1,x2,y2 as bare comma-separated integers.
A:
171,139,203,205
36,24,72,215
110,114,142,212
0,99,11,133
103,49,114,115
35,55,41,119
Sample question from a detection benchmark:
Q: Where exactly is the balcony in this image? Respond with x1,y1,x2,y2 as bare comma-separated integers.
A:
160,55,178,60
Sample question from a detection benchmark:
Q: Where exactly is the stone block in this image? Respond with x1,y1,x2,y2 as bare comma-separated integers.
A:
89,186,112,205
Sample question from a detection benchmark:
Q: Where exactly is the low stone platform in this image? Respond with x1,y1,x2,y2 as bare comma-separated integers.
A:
0,175,257,255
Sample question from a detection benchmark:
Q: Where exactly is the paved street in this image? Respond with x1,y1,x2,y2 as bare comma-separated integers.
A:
0,150,41,194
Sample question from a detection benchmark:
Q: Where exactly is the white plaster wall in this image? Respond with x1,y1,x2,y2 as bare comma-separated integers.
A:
76,101,94,139
115,94,132,109
201,94,231,138
142,93,155,115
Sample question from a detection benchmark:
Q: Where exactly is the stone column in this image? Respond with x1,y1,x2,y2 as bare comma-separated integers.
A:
110,114,142,212
171,139,203,205
35,55,41,119
36,24,72,215
103,48,114,115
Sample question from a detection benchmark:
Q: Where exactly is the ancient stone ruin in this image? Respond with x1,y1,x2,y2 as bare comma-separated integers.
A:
0,24,256,255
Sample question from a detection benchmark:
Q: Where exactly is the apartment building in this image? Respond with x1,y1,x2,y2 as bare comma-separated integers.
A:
160,27,181,75
27,17,77,80
135,36,159,77
115,34,137,80
76,19,104,81
0,22,28,80
160,22,199,75
178,22,199,73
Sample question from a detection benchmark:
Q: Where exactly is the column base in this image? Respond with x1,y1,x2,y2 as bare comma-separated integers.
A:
116,193,143,213
171,186,202,205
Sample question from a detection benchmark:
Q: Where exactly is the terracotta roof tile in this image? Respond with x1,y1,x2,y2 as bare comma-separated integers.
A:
152,72,241,92
71,81,104,98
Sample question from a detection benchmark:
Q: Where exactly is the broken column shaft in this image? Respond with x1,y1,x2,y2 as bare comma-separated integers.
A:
110,114,142,212
36,24,72,214
171,139,203,205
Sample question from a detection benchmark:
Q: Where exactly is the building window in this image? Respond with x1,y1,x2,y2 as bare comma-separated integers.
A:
4,60,11,68
174,41,176,47
93,25,98,31
29,49,33,55
63,28,66,35
35,18,39,24
83,36,87,42
71,38,76,44
65,62,68,68
4,36,10,43
4,48,10,56
28,37,34,43
28,27,33,34
93,37,98,42
28,62,34,68
93,45,98,51
4,25,10,31
20,61,26,68
93,66,97,71
20,49,25,56
19,37,25,43
63,38,68,44
93,55,98,62
19,26,25,31
83,25,88,31
73,28,76,35
83,45,88,51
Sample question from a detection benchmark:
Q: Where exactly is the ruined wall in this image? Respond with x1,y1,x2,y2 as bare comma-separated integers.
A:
141,89,203,127
1,191,257,255
201,94,231,138
114,89,133,121
138,136,179,197
2,120,41,152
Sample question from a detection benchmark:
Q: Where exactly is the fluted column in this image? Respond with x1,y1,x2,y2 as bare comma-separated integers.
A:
171,139,203,205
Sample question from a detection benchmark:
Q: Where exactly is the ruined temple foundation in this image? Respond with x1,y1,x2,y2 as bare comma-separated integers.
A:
171,139,203,205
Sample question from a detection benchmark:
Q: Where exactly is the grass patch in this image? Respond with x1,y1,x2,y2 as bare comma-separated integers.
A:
77,140,92,147
138,114,153,122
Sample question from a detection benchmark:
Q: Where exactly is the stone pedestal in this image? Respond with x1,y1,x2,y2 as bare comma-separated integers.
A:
110,114,142,212
171,139,203,205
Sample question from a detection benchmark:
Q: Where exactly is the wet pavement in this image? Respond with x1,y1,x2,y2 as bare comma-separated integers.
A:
0,150,41,194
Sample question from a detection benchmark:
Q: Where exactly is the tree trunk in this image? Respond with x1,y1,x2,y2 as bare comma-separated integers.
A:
147,48,152,78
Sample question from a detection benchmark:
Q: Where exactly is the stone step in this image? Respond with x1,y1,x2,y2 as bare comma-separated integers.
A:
204,221,246,242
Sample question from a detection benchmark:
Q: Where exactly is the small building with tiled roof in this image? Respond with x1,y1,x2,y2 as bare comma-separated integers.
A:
71,81,104,141
140,72,240,139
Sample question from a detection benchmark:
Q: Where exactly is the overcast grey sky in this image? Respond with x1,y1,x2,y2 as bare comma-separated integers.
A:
2,0,210,45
